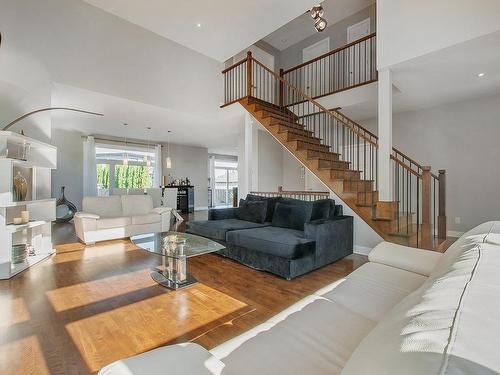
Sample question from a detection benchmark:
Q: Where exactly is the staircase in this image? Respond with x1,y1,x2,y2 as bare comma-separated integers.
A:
222,51,448,251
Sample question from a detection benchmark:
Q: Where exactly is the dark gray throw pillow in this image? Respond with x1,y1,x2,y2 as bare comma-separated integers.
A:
271,202,310,231
246,194,280,222
311,198,335,220
237,199,268,223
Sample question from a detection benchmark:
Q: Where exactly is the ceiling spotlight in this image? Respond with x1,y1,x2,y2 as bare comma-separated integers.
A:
310,5,324,19
477,72,485,77
314,17,328,32
196,23,202,28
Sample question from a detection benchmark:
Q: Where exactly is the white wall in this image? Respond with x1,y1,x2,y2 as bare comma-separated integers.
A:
51,128,84,209
257,130,284,191
361,93,500,234
377,0,500,69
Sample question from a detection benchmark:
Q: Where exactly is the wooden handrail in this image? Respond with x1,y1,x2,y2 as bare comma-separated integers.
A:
252,58,378,147
221,57,247,74
283,33,376,74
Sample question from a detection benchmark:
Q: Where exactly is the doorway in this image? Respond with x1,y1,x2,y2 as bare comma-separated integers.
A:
302,38,330,97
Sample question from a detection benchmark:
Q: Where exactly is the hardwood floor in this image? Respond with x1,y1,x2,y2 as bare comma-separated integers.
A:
1,213,367,375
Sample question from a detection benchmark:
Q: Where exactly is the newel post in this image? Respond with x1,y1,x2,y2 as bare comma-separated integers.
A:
246,51,253,98
438,170,447,240
279,68,284,107
421,166,432,247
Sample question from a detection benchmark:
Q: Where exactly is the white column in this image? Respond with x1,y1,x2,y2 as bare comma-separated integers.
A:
377,68,393,201
238,113,258,199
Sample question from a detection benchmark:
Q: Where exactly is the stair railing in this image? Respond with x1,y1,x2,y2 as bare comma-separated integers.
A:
282,33,377,105
221,53,446,245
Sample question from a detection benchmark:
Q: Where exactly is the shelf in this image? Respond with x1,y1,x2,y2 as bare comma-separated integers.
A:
0,131,56,150
5,220,53,233
0,157,55,169
1,198,56,208
9,250,55,278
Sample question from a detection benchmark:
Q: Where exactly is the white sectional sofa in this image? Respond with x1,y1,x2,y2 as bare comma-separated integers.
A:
99,221,500,374
74,195,172,244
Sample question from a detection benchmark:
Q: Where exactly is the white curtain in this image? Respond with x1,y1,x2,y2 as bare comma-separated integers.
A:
83,136,98,197
153,144,162,187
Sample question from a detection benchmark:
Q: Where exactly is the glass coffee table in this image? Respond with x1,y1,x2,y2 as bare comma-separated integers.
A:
131,232,225,290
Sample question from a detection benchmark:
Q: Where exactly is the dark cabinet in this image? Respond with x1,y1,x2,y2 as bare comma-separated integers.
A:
176,186,194,213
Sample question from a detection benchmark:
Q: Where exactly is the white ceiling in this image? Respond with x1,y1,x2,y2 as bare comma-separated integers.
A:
51,83,244,154
263,0,375,51
340,30,500,121
81,0,318,62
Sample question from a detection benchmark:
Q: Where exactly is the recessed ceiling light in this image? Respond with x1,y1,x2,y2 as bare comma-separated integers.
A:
196,23,202,28
477,72,485,77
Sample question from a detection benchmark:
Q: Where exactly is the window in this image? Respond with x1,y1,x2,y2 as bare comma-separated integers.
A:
96,144,155,196
213,159,238,207
114,165,152,189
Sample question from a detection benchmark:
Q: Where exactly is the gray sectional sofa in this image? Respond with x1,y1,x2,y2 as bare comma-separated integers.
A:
186,194,353,279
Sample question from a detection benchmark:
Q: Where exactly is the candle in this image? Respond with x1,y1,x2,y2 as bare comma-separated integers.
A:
13,217,22,225
21,210,29,224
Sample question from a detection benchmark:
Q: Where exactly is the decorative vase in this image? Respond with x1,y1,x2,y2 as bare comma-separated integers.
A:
56,186,77,223
13,171,28,201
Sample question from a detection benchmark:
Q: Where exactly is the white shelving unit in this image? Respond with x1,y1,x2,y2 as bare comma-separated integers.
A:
0,131,57,279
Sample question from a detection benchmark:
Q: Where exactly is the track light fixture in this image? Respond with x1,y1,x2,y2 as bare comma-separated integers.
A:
309,5,327,32
310,5,324,19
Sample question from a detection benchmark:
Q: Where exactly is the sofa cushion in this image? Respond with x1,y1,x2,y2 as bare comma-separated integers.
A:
272,202,311,231
226,226,315,260
342,236,500,375
220,298,375,375
246,194,281,222
186,219,269,242
82,196,123,217
131,213,161,225
236,199,268,223
318,262,426,322
311,198,334,220
97,216,131,230
121,195,154,216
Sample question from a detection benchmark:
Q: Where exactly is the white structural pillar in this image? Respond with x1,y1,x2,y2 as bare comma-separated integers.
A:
377,68,393,201
238,113,258,199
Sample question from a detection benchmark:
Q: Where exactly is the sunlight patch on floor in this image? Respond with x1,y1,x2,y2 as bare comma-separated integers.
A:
46,269,154,312
65,283,248,372
52,240,141,264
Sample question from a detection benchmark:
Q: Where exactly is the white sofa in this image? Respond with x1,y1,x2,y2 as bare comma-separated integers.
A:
74,195,172,244
99,221,500,375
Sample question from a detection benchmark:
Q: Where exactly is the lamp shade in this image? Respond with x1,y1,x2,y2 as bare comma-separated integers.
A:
166,156,172,169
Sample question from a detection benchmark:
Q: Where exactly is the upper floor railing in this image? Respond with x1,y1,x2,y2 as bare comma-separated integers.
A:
282,33,377,105
250,187,330,202
221,52,446,246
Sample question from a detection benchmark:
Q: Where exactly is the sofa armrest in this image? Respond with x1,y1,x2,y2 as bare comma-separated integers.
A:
98,343,224,375
208,207,239,220
304,216,353,268
74,211,100,220
368,241,443,277
151,207,172,215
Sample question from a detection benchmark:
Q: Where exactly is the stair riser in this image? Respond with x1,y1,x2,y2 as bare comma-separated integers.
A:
286,133,321,144
306,150,340,161
251,103,296,119
317,159,349,170
257,110,295,122
277,126,312,137
331,170,361,180
342,180,374,193
292,141,330,153
356,191,379,206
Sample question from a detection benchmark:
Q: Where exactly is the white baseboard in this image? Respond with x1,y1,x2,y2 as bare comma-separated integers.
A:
447,230,464,238
195,206,209,211
353,245,372,256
